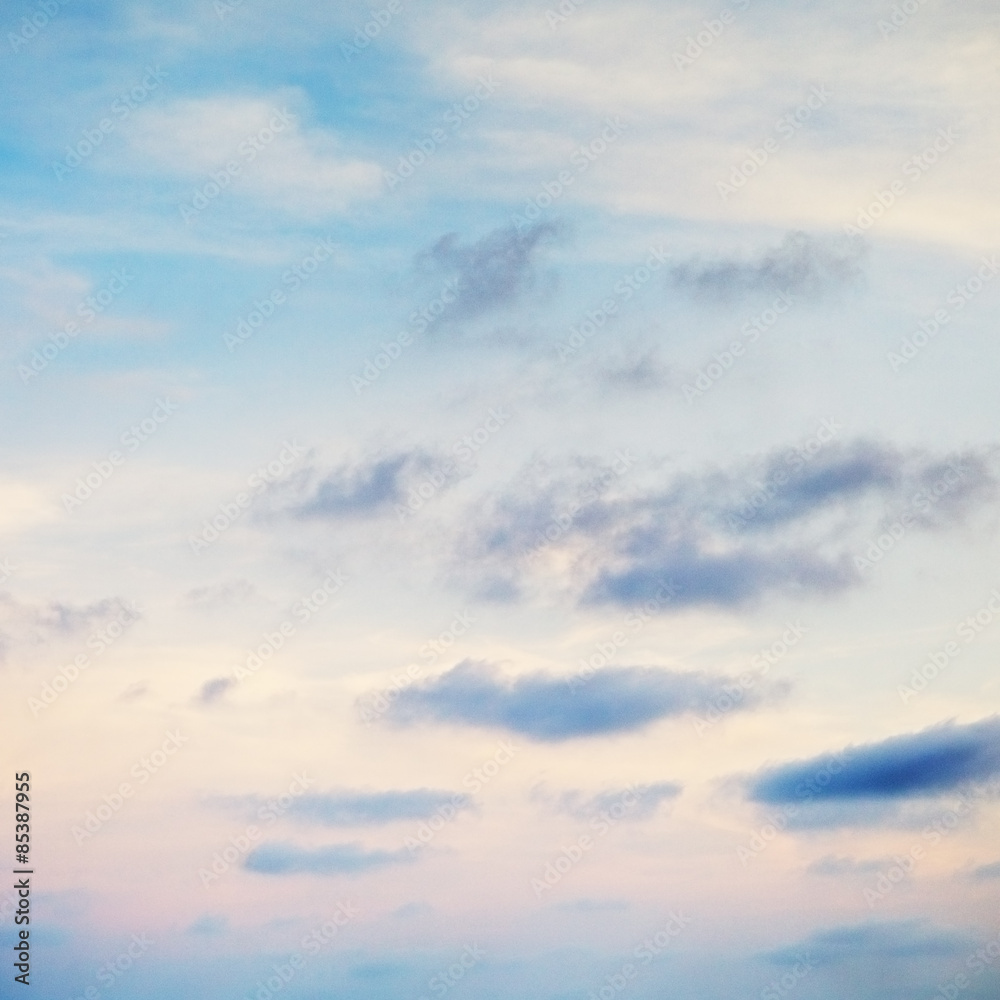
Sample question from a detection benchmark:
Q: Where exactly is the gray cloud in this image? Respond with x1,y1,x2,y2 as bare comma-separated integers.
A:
669,231,866,300
806,855,894,877
381,660,768,741
244,841,414,875
182,579,257,610
267,450,445,520
457,441,998,611
533,781,682,821
419,221,560,324
196,677,234,705
965,860,1000,881
0,592,138,663
285,790,472,826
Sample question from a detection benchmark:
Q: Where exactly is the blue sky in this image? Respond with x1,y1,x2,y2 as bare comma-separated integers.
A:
4,1,1000,998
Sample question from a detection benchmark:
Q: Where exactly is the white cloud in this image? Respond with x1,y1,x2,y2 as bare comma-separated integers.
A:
125,92,382,216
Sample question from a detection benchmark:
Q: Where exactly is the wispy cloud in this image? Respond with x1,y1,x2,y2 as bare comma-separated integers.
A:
762,920,968,967
244,841,414,875
668,231,866,301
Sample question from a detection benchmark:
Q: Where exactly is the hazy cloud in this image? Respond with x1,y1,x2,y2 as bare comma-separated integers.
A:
382,660,768,741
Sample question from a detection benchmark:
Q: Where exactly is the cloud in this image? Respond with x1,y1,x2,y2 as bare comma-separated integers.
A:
267,451,444,520
418,222,560,324
284,790,472,826
533,781,682,821
747,717,1000,804
382,660,768,741
186,915,228,936
0,592,138,663
806,855,894,877
244,841,414,875
182,579,257,611
965,861,1000,881
125,94,381,216
457,441,998,611
762,920,968,968
196,677,234,705
668,231,866,300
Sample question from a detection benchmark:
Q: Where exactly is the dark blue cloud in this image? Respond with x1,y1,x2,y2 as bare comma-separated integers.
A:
244,841,413,875
747,717,1000,804
763,920,967,968
383,660,765,741
419,221,560,323
669,231,866,300
286,790,472,826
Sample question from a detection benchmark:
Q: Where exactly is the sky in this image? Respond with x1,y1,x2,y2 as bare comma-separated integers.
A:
2,1,1000,998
